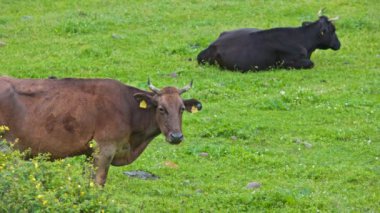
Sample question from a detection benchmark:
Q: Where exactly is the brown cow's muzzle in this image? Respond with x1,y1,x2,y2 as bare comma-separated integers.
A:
168,132,184,144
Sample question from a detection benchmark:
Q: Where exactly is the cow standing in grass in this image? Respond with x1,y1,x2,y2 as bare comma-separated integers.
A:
0,77,202,186
197,15,341,72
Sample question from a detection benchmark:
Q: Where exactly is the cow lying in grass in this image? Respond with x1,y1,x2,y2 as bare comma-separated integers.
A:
197,14,341,72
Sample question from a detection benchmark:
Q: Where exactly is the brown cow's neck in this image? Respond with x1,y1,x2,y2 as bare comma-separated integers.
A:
127,105,161,165
124,86,162,147
109,86,163,165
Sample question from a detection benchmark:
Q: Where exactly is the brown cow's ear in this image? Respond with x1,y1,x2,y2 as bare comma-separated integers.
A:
134,93,157,109
183,99,202,113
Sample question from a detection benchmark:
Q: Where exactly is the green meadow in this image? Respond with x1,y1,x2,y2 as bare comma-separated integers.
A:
0,0,379,212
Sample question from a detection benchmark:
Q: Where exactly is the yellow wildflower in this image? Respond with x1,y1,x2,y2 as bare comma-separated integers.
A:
36,182,41,190
89,140,97,148
0,125,9,131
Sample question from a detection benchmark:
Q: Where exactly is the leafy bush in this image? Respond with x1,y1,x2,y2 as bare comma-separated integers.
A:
0,144,111,212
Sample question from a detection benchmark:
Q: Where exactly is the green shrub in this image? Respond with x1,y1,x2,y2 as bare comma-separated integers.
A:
0,147,111,212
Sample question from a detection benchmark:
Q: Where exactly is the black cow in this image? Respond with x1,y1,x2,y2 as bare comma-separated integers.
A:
197,15,341,72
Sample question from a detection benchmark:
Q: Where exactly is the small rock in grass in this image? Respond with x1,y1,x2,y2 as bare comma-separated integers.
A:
195,189,203,194
246,182,261,189
293,138,313,149
168,72,178,78
231,136,238,141
0,41,6,47
190,43,200,49
199,152,209,157
183,179,191,185
123,170,159,180
112,34,123,39
303,142,312,149
293,138,302,144
21,16,33,21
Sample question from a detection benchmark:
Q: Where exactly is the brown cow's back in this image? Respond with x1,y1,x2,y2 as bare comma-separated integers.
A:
0,77,134,158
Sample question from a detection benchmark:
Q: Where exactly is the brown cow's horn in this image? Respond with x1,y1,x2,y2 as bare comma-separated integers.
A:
329,16,340,22
147,78,160,94
179,80,193,95
318,8,326,17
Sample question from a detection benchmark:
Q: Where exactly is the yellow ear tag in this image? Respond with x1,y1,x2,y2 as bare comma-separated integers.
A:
139,100,147,109
191,106,198,113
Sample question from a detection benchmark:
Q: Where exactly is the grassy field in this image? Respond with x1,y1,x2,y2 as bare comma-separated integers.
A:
0,0,379,212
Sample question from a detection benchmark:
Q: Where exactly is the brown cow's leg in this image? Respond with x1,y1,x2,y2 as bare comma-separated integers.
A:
94,145,116,186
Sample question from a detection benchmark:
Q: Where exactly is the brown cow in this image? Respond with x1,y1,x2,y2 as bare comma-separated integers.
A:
0,76,202,185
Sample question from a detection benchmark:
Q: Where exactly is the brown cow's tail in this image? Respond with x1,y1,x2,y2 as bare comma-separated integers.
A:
197,45,217,65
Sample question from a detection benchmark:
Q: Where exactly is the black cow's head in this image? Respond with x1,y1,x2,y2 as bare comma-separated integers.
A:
134,79,202,144
303,9,341,51
315,15,341,51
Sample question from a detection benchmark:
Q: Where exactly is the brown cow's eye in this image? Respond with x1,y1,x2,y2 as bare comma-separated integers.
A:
158,106,165,113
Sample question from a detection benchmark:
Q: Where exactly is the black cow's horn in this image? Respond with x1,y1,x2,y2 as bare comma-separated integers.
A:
329,16,339,22
318,8,326,17
147,78,160,94
179,80,193,95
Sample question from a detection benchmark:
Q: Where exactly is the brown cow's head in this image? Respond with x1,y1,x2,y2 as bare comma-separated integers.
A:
134,79,202,144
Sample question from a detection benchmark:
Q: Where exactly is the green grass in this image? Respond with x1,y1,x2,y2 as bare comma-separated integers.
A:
0,0,379,212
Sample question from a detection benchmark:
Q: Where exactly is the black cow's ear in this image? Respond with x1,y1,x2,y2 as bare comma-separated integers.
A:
320,26,328,36
318,18,329,36
183,99,202,113
134,93,157,109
